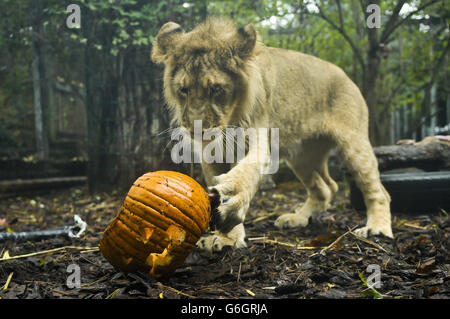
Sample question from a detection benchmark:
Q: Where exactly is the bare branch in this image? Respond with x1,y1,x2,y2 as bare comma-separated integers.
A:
335,0,344,29
406,104,441,136
381,0,441,43
358,0,366,15
311,0,366,73
405,36,450,136
378,77,406,115
381,0,407,41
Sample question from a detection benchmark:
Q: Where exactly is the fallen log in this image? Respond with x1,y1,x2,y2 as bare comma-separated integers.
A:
374,141,450,171
268,139,450,184
0,158,87,180
0,176,86,195
350,138,450,214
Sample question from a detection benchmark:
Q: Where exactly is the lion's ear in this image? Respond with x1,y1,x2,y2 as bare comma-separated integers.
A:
151,22,184,64
234,23,257,60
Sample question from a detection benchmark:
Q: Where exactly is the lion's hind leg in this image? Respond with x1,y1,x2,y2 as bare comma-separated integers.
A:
335,132,393,238
275,138,337,229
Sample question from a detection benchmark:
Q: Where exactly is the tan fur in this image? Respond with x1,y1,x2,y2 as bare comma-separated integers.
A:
152,18,393,252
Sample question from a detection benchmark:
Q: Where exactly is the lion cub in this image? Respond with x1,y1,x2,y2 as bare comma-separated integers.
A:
152,18,393,252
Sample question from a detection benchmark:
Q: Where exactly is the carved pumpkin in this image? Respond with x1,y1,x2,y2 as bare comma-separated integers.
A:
99,171,211,278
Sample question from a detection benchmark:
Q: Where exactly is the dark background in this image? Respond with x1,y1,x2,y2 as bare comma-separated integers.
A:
0,0,448,193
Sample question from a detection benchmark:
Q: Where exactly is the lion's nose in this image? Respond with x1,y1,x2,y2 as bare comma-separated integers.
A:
187,105,205,120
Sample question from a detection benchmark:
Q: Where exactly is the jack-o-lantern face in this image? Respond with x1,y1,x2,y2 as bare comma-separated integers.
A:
99,171,211,277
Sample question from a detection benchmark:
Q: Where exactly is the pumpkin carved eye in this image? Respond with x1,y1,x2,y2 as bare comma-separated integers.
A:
99,170,211,278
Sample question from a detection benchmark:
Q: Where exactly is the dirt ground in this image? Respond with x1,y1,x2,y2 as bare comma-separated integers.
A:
0,180,449,299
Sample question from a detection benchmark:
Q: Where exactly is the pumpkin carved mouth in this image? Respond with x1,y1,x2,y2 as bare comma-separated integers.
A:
99,171,211,278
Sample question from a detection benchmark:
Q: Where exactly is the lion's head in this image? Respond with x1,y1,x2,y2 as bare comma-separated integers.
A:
152,18,263,135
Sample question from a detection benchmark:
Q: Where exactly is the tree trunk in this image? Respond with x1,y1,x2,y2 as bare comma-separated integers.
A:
84,51,118,192
83,8,110,193
31,0,49,161
363,53,381,145
45,45,57,142
83,9,176,193
362,0,384,146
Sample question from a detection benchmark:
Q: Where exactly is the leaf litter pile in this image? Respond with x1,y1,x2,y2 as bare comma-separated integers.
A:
0,181,449,299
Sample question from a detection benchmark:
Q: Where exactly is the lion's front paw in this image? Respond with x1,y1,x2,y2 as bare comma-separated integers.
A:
354,223,393,239
274,213,310,229
196,233,247,252
209,176,252,233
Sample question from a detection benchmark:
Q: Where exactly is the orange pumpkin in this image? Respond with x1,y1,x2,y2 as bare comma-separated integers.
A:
99,171,211,278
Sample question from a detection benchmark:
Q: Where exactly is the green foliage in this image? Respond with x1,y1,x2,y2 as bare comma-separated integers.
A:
357,270,385,299
0,1,35,150
209,0,448,144
0,0,447,155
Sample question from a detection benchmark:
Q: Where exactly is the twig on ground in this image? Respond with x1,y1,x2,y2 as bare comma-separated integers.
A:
156,282,196,299
403,222,428,230
246,212,279,224
244,289,256,296
51,289,73,296
309,226,358,257
105,288,121,299
349,232,389,253
81,274,110,287
2,272,13,290
0,246,99,262
237,262,242,283
248,237,322,250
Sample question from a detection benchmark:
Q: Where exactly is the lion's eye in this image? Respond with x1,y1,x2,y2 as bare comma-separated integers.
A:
178,87,188,95
209,84,224,96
